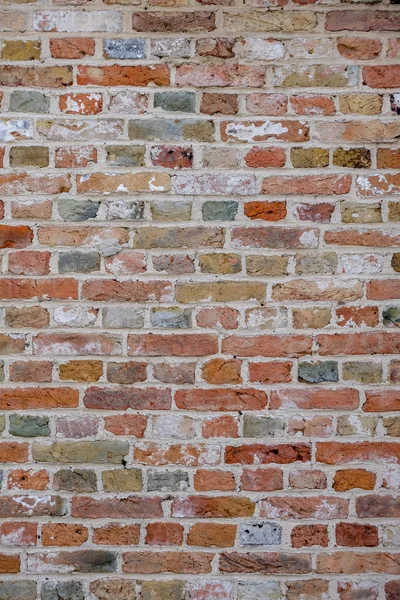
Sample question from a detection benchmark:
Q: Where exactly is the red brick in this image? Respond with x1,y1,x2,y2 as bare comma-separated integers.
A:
336,306,379,328
0,66,72,88
77,65,170,86
59,93,102,115
220,552,311,574
270,388,359,411
177,65,265,88
222,334,312,357
0,173,70,195
42,523,88,546
317,551,400,574
128,334,218,357
326,11,400,32
133,11,216,32
249,361,292,383
0,388,78,410
175,389,267,411
244,147,286,168
317,332,400,355
338,37,381,60
202,416,239,439
104,415,148,437
334,469,376,492
188,523,236,547
0,279,77,301
196,308,238,330
295,203,334,223
194,470,236,491
0,226,33,249
0,554,20,573
262,175,351,195
134,443,220,466
0,522,37,546
364,391,400,413
260,497,349,520
84,387,171,411
0,443,28,463
325,229,400,247
364,66,400,88
146,523,184,546
123,551,213,574
150,145,193,169
7,469,49,491
50,38,95,59
93,524,140,546
246,93,287,116
291,525,329,548
357,495,400,518
244,201,286,221
336,523,378,547
8,251,50,275
317,442,400,465
33,333,121,357
367,279,400,300
171,496,254,518
72,497,163,519
291,95,335,116
386,580,400,600
240,468,283,491
9,361,52,383
225,444,311,465
55,145,97,168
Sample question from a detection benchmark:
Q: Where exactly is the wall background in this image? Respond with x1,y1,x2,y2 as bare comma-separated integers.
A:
0,0,400,598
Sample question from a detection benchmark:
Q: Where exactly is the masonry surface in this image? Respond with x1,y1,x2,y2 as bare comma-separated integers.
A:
0,0,399,598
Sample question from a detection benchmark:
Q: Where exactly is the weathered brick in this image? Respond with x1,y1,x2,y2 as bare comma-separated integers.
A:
133,11,216,32
220,551,311,574
77,65,169,87
0,66,72,88
34,11,123,32
123,551,213,574
2,40,40,61
50,37,95,59
1,0,396,587
32,441,129,464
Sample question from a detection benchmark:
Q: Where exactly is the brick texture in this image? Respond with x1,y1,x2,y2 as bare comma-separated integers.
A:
0,0,399,597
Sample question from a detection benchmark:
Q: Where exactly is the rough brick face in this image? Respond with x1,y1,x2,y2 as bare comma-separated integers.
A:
0,0,399,594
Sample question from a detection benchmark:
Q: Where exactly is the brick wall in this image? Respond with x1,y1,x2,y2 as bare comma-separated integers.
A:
0,0,399,598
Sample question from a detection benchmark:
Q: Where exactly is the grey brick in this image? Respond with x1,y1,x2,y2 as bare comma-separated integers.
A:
58,199,100,222
104,38,146,59
298,361,338,384
202,200,238,221
53,469,97,493
10,90,50,113
240,522,282,546
9,414,50,437
0,581,37,600
41,580,84,600
103,307,144,328
106,145,145,167
154,92,196,113
151,308,191,329
147,470,189,492
58,252,100,274
243,416,284,438
151,38,190,58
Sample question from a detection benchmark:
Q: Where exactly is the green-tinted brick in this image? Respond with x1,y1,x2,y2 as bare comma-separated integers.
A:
9,414,50,437
154,91,196,113
202,201,238,221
